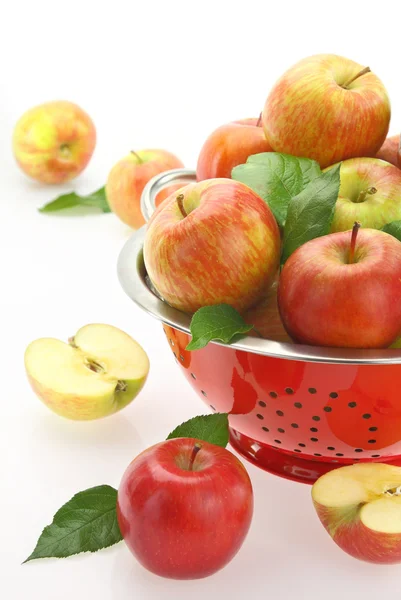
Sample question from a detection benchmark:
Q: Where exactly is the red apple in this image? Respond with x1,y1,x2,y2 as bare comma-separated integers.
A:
196,117,272,180
117,438,253,579
277,223,401,348
376,134,401,167
105,149,184,229
244,277,292,342
143,179,280,314
312,463,401,564
263,54,390,168
328,157,401,232
12,100,96,184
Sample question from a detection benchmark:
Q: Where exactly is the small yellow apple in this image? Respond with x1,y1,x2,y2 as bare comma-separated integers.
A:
13,100,96,184
24,324,149,420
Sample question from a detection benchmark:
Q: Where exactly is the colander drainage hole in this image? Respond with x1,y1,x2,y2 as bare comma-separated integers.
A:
310,427,318,432
312,416,320,422
201,390,207,397
277,428,285,434
362,413,372,419
369,426,378,432
294,449,302,453
371,454,381,458
310,437,318,442
327,446,335,451
179,355,184,362
368,439,376,444
210,405,216,411
323,406,332,413
314,453,322,457
291,423,299,428
336,453,344,457
348,402,357,408
298,443,306,447
294,402,302,409
256,414,264,420
170,339,175,346
285,387,294,394
355,448,363,453
308,388,317,394
259,401,267,408
276,410,284,417
191,373,196,379
274,439,282,444
329,392,338,399
262,426,269,432
269,391,278,398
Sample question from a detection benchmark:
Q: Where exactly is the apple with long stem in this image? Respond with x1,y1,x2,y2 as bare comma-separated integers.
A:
312,463,401,564
277,223,401,348
117,437,254,579
262,54,390,168
328,157,401,232
196,117,272,180
24,324,149,420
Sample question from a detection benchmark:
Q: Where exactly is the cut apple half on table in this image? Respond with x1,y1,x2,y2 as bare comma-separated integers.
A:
312,463,401,564
24,324,149,420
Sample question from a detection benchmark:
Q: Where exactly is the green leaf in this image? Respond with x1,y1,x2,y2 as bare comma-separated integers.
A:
232,152,321,227
382,220,401,242
281,163,342,264
39,186,111,214
167,413,229,447
186,304,253,351
24,485,122,562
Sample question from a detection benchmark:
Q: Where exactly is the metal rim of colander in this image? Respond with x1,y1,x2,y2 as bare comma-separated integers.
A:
117,167,401,366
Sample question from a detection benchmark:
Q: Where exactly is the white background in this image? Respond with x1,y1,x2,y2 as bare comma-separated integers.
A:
2,1,401,598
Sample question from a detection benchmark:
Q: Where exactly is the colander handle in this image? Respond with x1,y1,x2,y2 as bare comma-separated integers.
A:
140,168,197,222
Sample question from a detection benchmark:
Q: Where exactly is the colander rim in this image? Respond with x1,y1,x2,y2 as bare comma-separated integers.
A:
116,168,401,366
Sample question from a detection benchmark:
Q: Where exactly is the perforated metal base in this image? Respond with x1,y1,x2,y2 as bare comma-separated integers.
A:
229,428,401,484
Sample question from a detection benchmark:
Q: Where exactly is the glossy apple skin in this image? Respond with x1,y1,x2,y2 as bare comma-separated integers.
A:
263,54,390,168
12,101,96,184
277,228,401,348
196,118,272,180
143,178,281,314
329,158,401,232
244,278,292,342
106,150,184,229
376,134,401,167
313,501,401,564
117,438,253,579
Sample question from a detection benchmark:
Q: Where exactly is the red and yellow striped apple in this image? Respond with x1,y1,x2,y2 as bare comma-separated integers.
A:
277,224,401,348
262,54,390,168
312,463,401,564
328,157,401,232
143,179,280,314
376,134,401,167
105,149,184,229
24,324,149,420
196,117,272,180
12,100,96,184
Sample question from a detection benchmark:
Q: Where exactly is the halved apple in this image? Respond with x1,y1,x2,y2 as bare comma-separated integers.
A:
24,323,149,420
312,463,401,563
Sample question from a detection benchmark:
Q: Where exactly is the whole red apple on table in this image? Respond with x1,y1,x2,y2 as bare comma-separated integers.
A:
105,149,184,229
196,117,272,180
117,438,254,579
12,100,96,184
143,178,281,314
262,54,390,168
278,224,401,348
376,134,401,167
328,157,401,232
312,463,401,564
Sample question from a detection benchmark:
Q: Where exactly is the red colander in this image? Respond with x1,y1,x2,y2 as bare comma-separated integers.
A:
117,168,401,485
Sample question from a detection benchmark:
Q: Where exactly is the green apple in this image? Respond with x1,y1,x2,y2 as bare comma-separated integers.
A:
24,324,149,420
329,157,401,232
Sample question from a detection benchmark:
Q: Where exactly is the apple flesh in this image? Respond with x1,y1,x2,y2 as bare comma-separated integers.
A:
376,134,401,168
105,149,184,229
143,178,281,314
196,117,272,180
263,54,390,168
312,463,401,564
277,226,401,348
24,324,149,420
329,157,401,232
12,101,96,184
117,437,253,579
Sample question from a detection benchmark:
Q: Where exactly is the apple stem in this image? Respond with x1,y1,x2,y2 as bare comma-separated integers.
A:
68,336,77,348
252,326,264,338
356,187,377,203
348,221,361,264
188,443,202,471
176,193,187,218
115,380,128,393
343,66,371,88
131,150,143,164
256,112,262,127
